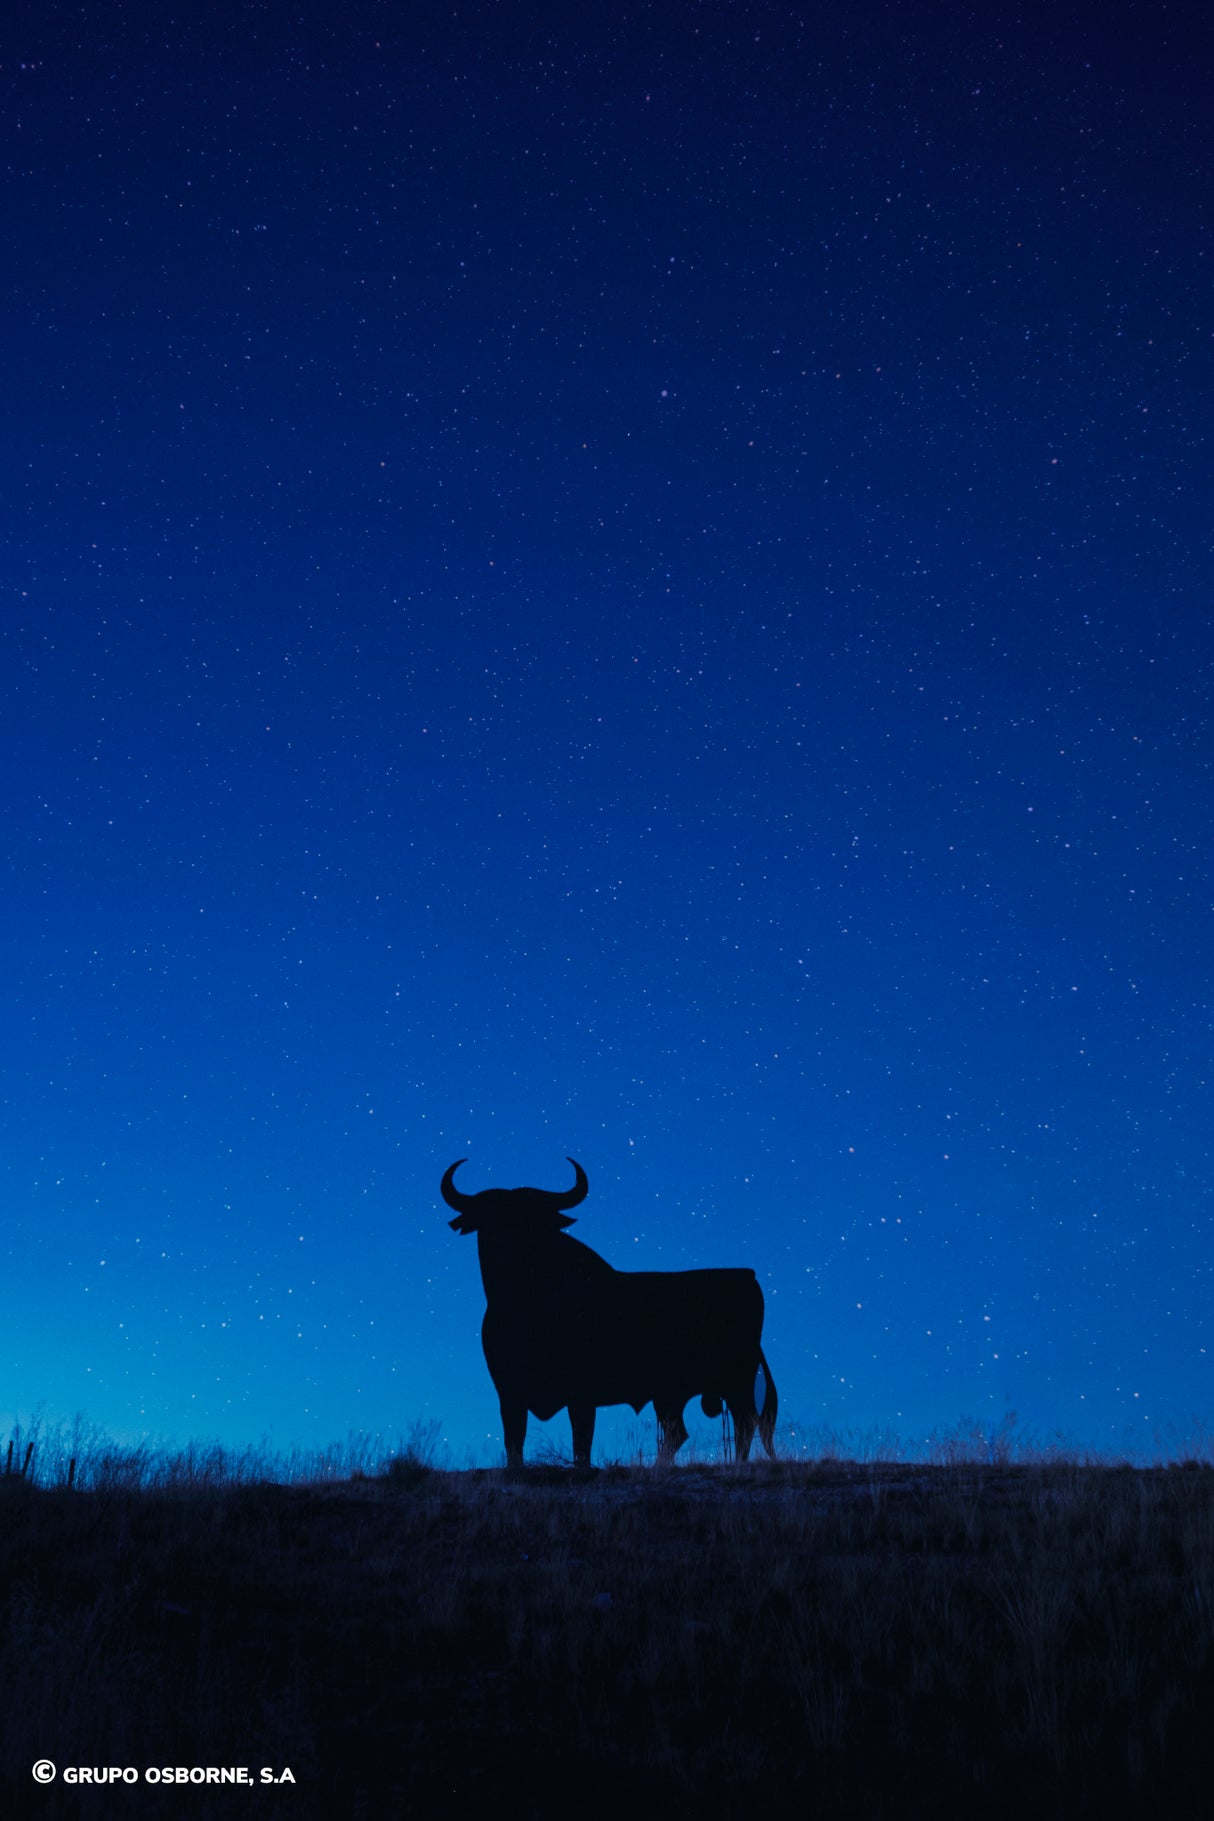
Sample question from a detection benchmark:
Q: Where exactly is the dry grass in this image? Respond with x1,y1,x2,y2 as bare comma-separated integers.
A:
2,1425,1212,1817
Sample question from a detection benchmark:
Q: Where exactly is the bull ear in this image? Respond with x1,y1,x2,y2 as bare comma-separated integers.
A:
556,1214,577,1229
448,1213,478,1235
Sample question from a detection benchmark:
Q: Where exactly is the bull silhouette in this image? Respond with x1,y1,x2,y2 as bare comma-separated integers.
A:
443,1157,777,1468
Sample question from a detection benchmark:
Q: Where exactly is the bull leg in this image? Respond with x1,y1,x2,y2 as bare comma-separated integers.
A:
655,1400,689,1465
732,1407,757,1462
729,1354,778,1462
569,1403,596,1468
500,1397,528,1470
726,1378,758,1462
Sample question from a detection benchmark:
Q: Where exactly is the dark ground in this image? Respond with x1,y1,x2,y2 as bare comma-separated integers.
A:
3,1459,1212,1818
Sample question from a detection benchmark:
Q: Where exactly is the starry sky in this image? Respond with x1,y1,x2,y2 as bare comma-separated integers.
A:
3,0,1210,1466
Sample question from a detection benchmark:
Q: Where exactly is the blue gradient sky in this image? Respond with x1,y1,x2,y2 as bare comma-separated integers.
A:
3,0,1210,1464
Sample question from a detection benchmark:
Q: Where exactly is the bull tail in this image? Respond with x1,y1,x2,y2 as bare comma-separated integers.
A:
756,1349,778,1459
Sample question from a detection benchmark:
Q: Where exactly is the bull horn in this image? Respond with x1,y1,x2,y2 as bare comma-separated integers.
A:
440,1159,476,1214
549,1157,589,1211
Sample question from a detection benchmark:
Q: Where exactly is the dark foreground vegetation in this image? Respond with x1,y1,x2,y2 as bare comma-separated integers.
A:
3,1441,1213,1818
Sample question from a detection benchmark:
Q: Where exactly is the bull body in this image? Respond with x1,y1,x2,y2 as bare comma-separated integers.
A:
443,1158,777,1468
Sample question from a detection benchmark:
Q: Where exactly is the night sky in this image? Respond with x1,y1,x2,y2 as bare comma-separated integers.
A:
3,0,1210,1466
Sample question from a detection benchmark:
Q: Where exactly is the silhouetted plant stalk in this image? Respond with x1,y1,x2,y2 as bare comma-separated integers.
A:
2,1434,36,1479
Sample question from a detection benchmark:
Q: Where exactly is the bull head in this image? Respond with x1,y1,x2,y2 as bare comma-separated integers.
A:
440,1157,589,1234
